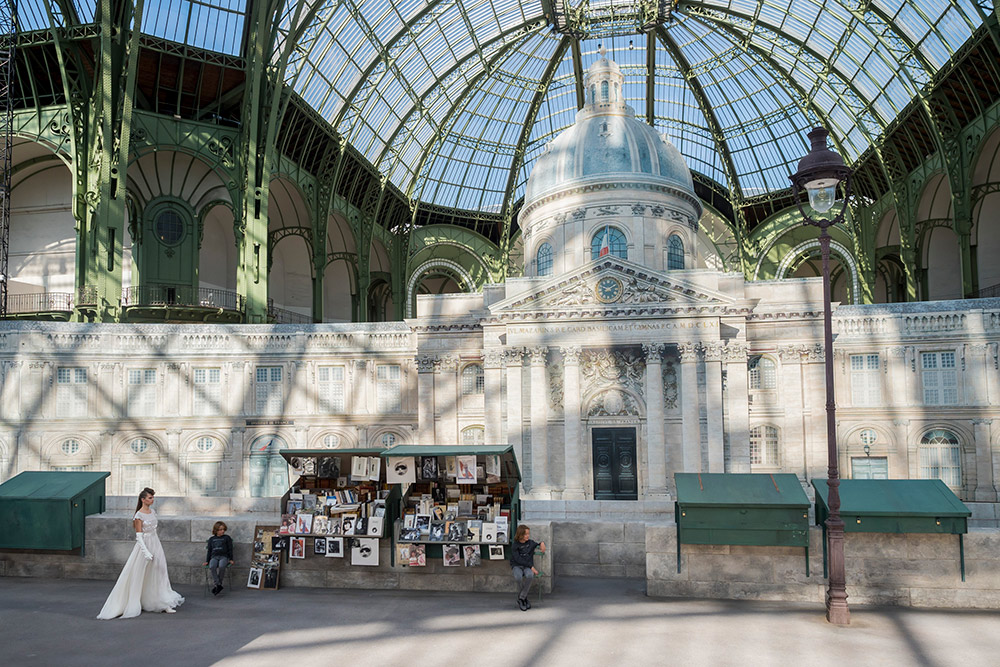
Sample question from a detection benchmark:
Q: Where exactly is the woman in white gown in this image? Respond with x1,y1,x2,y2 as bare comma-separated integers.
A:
97,488,185,619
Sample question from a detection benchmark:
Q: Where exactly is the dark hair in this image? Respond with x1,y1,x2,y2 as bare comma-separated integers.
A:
213,521,228,535
135,487,155,513
514,525,530,542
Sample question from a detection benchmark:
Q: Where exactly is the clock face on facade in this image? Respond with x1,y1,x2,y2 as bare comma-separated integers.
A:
595,276,623,303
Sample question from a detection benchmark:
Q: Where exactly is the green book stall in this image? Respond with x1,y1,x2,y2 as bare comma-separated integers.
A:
812,478,972,580
250,449,399,588
674,472,811,574
381,444,521,569
0,471,110,555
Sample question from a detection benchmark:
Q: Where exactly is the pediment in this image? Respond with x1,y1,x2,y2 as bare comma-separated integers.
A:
489,258,738,317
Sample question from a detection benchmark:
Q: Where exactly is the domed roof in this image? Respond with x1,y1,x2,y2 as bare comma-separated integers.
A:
523,50,700,214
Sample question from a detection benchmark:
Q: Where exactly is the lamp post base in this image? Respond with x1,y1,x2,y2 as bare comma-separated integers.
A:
826,597,851,626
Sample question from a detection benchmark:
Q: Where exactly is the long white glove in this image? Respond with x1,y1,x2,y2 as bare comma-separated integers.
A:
135,533,154,561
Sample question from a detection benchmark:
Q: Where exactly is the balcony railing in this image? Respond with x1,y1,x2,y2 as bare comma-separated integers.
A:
122,285,244,312
269,305,314,324
3,292,74,313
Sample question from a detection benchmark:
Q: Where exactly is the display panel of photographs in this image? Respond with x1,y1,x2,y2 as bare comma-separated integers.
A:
251,525,281,590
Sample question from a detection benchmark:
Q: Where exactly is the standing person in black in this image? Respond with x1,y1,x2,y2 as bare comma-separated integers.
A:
510,525,545,610
203,521,234,595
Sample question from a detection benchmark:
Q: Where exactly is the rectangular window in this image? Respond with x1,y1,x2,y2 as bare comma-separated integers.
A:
121,464,154,496
189,461,221,494
318,366,346,413
193,368,222,416
850,354,881,406
52,465,88,472
921,351,958,405
56,367,88,417
377,365,402,413
851,457,888,480
127,369,157,417
255,366,283,415
919,445,962,488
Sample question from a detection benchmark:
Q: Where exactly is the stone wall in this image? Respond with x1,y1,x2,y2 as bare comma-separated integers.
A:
550,520,648,578
0,502,552,596
646,524,1000,609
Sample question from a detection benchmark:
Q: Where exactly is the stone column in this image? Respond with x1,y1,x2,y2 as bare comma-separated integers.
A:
678,342,701,472
906,346,921,407
988,343,1000,405
529,346,549,493
973,418,996,502
165,428,183,495
484,350,504,445
505,348,525,468
703,343,725,473
416,356,436,444
436,356,459,445
643,343,667,495
725,342,750,474
1,361,21,419
165,363,180,416
967,344,989,407
562,346,584,499
229,426,246,497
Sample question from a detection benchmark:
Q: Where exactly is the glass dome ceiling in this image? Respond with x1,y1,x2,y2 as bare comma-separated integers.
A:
19,0,989,216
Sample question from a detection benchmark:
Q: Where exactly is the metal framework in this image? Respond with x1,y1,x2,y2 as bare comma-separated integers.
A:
5,0,1000,321
0,0,12,315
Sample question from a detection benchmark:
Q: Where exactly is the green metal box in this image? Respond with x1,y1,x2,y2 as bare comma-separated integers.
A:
811,478,971,579
0,471,110,552
675,473,811,573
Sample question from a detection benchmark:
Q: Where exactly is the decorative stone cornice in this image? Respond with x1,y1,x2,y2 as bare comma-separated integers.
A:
521,181,702,222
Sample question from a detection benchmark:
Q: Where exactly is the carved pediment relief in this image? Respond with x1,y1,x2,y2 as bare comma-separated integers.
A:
489,258,735,316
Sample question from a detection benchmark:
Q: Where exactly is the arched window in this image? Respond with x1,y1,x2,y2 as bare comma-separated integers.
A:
667,234,685,270
196,437,216,453
536,242,553,277
918,429,962,488
129,438,149,455
748,356,777,390
61,439,80,456
323,434,340,449
381,433,397,448
749,426,780,466
601,80,609,101
461,364,485,396
590,227,627,260
462,426,485,446
249,436,288,498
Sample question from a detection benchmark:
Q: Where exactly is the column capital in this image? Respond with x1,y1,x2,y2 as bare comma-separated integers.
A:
528,347,549,365
435,355,459,372
484,349,505,369
677,341,699,361
504,347,525,365
972,418,994,425
561,346,582,364
723,341,748,362
641,342,666,362
702,342,725,362
416,355,437,373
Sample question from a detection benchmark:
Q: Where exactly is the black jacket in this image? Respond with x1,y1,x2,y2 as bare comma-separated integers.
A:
206,534,234,562
510,539,540,568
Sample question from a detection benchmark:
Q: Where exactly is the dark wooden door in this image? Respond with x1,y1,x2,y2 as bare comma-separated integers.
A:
592,428,638,500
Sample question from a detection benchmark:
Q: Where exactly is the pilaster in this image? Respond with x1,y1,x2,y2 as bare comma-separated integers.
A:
435,355,459,445
484,350,504,446
562,346,584,499
505,348,525,469
724,342,750,474
703,342,725,473
973,418,996,502
778,346,806,478
529,346,550,494
416,356,436,444
678,342,701,472
643,343,667,495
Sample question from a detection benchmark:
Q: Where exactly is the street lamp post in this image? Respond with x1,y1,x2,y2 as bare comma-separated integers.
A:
790,127,852,626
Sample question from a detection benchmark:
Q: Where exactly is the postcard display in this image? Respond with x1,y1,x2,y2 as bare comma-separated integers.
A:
248,525,282,590
384,444,527,590
274,449,400,586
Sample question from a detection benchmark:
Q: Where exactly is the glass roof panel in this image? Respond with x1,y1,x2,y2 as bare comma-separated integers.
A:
141,0,246,55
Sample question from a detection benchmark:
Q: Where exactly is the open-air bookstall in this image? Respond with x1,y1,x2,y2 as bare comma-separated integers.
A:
379,444,522,566
272,448,399,572
674,472,811,574
812,478,971,580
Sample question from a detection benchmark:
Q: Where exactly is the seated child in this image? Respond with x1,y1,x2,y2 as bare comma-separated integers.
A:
203,521,234,596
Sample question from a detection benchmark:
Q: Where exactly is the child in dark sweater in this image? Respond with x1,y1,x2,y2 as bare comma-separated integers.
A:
203,521,234,595
510,525,545,611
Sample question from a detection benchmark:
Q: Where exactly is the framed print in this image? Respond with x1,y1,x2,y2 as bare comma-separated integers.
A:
420,456,439,480
314,536,327,555
290,536,306,559
481,522,497,543
367,517,383,537
271,535,288,552
325,537,344,557
488,545,505,560
350,456,368,481
262,566,279,590
367,456,381,481
295,513,314,535
408,544,426,567
312,515,329,535
352,537,379,566
456,456,477,484
443,544,461,566
247,567,262,589
326,515,342,535
387,457,416,484
463,545,482,567
445,456,457,479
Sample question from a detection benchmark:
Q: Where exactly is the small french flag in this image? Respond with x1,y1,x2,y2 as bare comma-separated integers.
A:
599,226,610,257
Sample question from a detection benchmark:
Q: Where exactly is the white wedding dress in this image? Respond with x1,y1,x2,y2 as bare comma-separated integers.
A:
97,509,185,619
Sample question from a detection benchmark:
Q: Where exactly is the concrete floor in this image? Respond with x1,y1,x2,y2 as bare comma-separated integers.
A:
2,576,998,667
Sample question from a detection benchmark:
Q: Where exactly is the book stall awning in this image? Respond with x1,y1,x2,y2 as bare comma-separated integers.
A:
278,448,386,460
811,478,972,580
0,471,110,553
380,444,521,483
674,472,811,574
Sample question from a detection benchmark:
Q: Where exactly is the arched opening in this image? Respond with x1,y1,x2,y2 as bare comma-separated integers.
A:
590,226,627,260
972,128,1000,295
248,435,289,498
